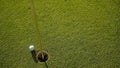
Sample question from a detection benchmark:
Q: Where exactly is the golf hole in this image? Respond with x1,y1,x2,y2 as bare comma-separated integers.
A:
37,50,48,62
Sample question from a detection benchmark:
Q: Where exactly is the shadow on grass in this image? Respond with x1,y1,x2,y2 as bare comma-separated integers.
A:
44,62,48,68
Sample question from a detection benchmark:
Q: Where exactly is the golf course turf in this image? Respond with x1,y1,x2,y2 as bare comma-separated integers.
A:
0,0,120,68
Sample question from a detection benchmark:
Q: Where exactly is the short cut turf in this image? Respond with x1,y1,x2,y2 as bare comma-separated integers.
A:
0,0,120,68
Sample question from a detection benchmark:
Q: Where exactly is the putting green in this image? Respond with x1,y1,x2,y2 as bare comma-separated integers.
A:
0,0,120,68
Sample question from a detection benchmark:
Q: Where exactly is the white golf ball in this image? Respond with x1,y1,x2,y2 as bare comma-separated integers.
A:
29,45,34,51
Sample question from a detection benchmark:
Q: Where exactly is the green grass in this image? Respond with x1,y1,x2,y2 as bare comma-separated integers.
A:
0,0,120,68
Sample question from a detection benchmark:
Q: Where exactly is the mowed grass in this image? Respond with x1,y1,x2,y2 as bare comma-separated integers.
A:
0,0,120,68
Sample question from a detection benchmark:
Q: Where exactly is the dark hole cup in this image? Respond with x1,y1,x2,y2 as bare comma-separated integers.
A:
37,50,48,62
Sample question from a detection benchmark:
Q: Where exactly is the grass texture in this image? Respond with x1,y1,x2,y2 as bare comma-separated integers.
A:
0,0,120,68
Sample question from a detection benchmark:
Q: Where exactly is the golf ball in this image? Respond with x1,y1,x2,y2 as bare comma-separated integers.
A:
29,45,34,51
